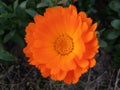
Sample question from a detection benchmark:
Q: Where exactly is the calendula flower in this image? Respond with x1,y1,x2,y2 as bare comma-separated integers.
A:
23,5,99,84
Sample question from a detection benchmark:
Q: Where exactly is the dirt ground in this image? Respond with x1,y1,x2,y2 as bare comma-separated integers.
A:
0,47,119,90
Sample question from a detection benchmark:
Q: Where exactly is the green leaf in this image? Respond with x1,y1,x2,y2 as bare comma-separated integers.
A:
115,44,120,51
25,9,38,17
111,19,120,30
0,1,12,12
14,0,19,11
0,38,3,50
3,30,16,43
37,2,49,8
99,39,108,47
37,0,55,8
0,29,4,35
87,8,97,14
12,34,25,47
109,1,120,12
107,31,120,40
57,0,69,5
19,1,27,9
97,28,105,38
0,13,14,18
0,49,17,61
0,13,8,18
99,28,105,34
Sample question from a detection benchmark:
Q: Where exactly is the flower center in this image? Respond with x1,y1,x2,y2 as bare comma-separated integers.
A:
54,34,74,56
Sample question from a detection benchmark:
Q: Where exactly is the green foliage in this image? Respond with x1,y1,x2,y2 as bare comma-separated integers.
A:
25,9,38,17
99,39,108,48
0,0,28,62
0,0,72,62
75,0,97,14
109,0,120,13
75,0,120,68
98,0,120,68
111,19,120,30
0,49,17,62
0,0,120,67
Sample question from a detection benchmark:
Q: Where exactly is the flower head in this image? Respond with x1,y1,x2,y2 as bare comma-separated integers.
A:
23,5,99,84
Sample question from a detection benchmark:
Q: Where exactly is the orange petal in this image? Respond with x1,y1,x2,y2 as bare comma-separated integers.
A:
79,11,87,20
89,23,98,31
89,58,96,68
74,67,82,78
75,58,89,68
51,70,67,80
40,67,50,78
34,14,44,24
86,18,92,26
72,77,79,84
81,67,88,74
64,71,73,84
83,35,99,59
81,22,88,32
64,70,79,84
83,31,95,43
60,58,76,71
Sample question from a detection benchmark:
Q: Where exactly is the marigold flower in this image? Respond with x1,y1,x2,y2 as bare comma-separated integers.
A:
23,5,99,84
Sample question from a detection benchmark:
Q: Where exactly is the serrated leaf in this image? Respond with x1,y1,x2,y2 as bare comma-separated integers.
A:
3,30,16,43
107,31,120,40
0,49,17,61
109,1,120,12
99,39,108,47
19,1,27,9
25,9,38,17
111,19,120,30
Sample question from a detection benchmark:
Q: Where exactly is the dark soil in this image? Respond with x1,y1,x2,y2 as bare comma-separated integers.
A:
0,47,119,90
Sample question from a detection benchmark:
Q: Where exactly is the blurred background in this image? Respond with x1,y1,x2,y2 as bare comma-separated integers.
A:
0,0,120,90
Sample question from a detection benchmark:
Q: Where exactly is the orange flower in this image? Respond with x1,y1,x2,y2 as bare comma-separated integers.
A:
23,5,99,84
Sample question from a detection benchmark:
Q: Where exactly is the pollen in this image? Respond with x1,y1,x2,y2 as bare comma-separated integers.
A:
54,34,74,56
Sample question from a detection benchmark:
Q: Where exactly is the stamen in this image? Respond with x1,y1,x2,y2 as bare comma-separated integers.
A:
54,34,74,56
